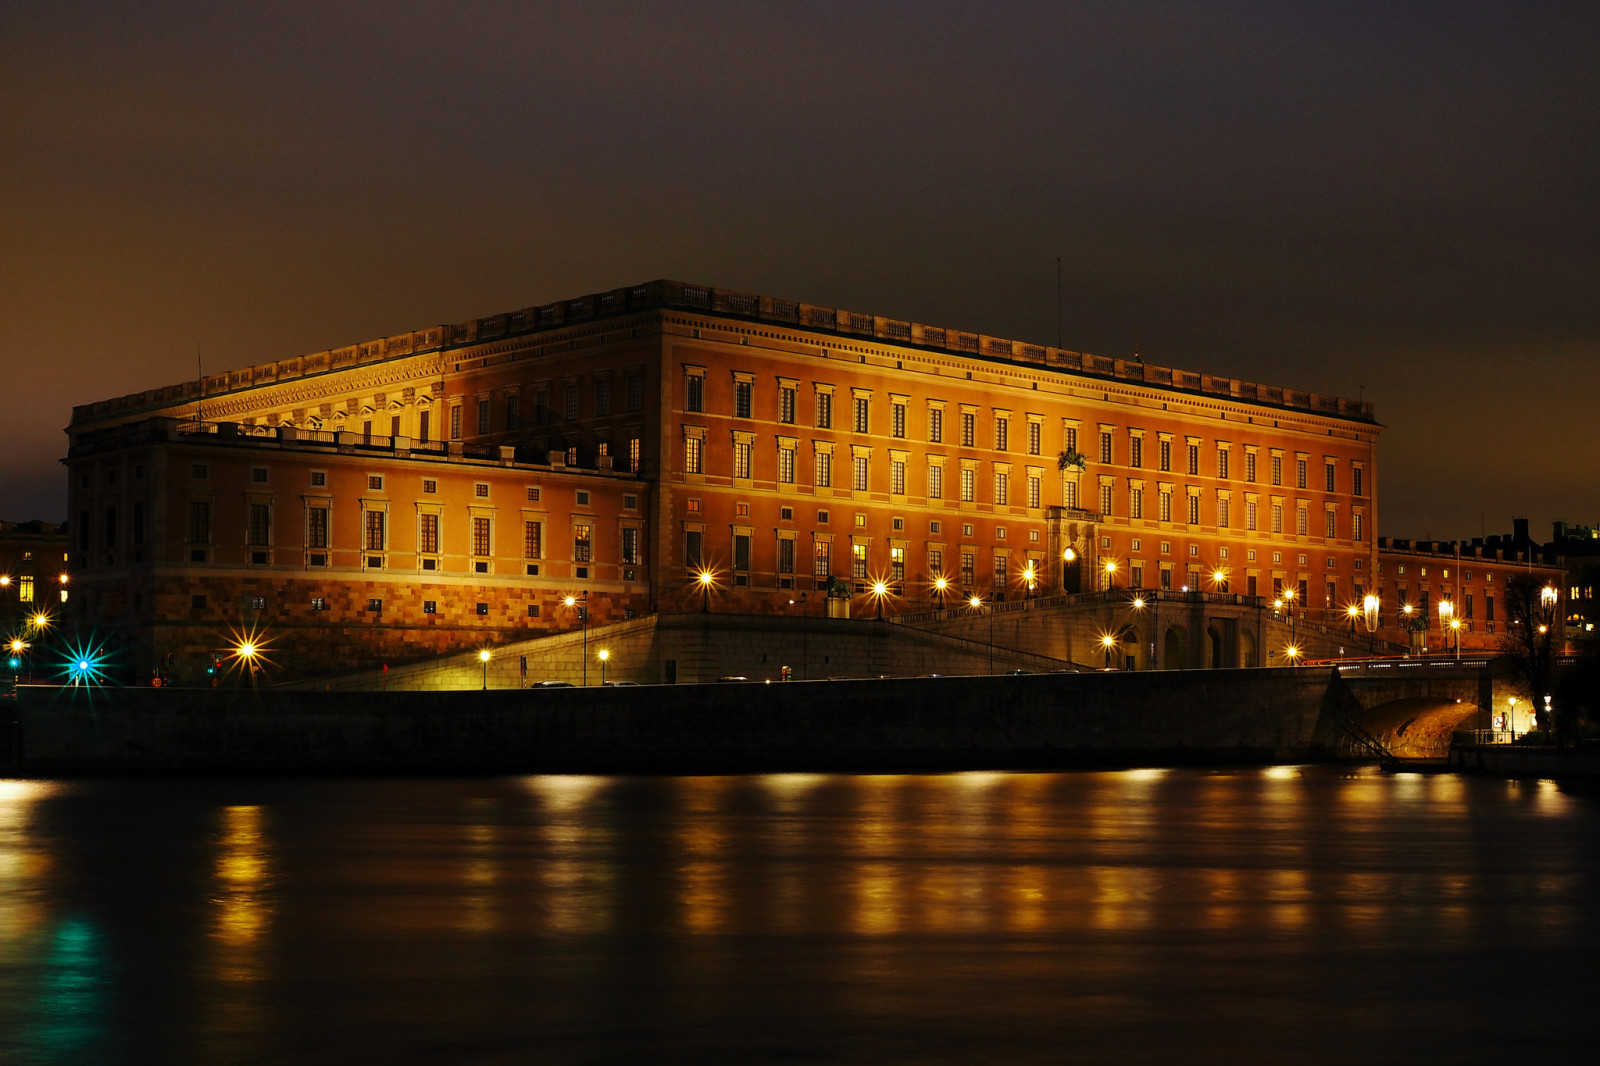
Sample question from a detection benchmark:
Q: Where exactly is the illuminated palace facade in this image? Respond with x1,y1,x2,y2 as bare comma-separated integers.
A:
66,280,1381,679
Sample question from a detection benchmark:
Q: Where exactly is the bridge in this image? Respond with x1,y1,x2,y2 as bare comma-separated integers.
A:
1328,658,1504,759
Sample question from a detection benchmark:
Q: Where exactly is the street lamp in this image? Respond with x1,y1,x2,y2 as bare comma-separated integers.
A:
1438,598,1454,659
563,592,589,685
1022,563,1037,603
598,648,609,685
7,636,27,690
933,575,949,611
1362,593,1380,661
1129,595,1149,669
1100,632,1117,670
969,594,994,675
1449,617,1463,660
1102,559,1118,592
478,647,492,690
695,569,716,613
871,579,889,620
1284,644,1302,667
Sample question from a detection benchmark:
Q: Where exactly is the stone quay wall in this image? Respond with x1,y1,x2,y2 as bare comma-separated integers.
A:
8,667,1349,775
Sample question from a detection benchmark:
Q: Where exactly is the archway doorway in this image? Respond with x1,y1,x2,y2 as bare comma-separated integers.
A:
1240,628,1258,669
1163,626,1186,670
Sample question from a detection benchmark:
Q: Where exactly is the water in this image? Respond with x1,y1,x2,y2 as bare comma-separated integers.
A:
2,768,1598,1064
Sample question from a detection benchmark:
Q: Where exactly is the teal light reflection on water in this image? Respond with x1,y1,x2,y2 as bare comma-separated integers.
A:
29,916,109,1065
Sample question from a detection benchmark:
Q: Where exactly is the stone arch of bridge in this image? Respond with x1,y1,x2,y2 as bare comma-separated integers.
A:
1347,697,1479,759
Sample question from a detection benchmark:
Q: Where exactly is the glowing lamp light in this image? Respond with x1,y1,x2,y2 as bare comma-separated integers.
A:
30,612,51,629
969,595,983,609
1103,560,1118,573
563,595,577,607
58,573,70,585
1347,605,1361,619
598,649,609,662
1063,548,1076,563
1100,634,1117,649
7,638,25,655
478,649,492,663
1131,597,1145,610
934,576,949,592
0,575,10,587
873,580,888,597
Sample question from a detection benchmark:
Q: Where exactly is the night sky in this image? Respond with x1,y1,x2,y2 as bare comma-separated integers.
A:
3,1,1596,539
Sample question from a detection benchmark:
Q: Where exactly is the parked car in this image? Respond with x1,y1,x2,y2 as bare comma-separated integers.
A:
537,680,574,688
716,675,751,683
604,681,640,687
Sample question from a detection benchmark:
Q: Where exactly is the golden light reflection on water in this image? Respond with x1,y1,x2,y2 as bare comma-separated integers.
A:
678,780,730,934
212,806,269,961
200,804,274,1060
0,780,56,944
528,776,614,936
459,818,498,935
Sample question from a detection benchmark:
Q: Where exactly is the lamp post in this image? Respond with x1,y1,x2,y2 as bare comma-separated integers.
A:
934,576,949,612
598,648,609,686
479,648,492,690
1438,598,1454,660
1129,595,1147,669
1062,546,1077,594
1362,593,1380,662
563,592,589,685
1102,559,1118,593
799,592,808,679
872,580,889,620
970,594,993,675
7,636,26,693
1283,585,1298,652
1100,632,1117,670
1449,618,1462,660
1285,644,1301,668
695,569,715,613
1022,563,1037,604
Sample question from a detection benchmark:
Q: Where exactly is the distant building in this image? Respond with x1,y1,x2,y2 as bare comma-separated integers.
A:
1548,520,1600,638
66,280,1382,679
0,519,69,629
1372,518,1567,655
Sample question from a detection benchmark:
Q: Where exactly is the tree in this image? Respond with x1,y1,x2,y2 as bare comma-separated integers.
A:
1499,573,1561,740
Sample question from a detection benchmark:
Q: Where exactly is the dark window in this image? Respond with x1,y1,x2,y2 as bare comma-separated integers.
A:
188,501,210,543
246,504,270,547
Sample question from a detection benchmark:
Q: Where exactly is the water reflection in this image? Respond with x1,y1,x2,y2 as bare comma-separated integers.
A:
200,804,274,1059
1,769,1598,1063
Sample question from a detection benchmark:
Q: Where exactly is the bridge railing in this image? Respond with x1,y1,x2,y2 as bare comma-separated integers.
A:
1454,729,1529,747
1336,658,1493,673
